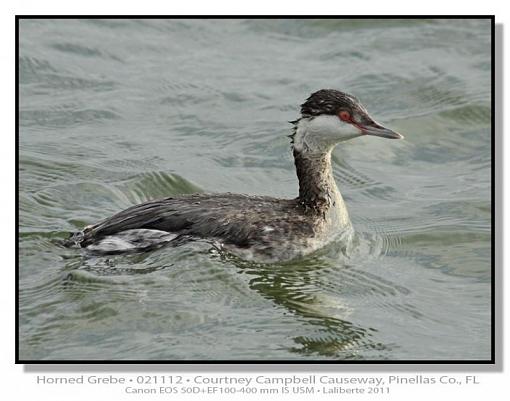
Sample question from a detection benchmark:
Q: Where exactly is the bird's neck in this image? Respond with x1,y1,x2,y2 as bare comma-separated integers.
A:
293,147,347,220
290,118,351,228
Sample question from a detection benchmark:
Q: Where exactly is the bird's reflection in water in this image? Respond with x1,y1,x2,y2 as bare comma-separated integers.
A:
223,245,387,359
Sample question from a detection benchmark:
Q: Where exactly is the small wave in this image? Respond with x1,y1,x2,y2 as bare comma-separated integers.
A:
113,171,202,204
20,54,117,91
20,108,120,128
50,42,123,62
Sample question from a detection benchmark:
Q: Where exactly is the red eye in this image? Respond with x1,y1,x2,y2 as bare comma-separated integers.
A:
339,111,351,121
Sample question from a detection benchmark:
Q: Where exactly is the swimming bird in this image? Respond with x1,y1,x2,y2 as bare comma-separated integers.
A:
67,89,403,262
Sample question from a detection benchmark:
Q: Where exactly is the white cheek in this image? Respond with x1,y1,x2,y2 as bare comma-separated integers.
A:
293,115,363,153
308,115,361,139
309,115,362,144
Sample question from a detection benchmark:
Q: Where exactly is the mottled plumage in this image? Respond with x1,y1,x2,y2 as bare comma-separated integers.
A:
73,193,324,261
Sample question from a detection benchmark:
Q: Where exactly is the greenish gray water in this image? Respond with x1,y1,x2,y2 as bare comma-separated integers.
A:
19,18,491,361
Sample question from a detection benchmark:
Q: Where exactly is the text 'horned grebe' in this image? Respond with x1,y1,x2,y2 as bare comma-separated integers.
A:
67,89,403,262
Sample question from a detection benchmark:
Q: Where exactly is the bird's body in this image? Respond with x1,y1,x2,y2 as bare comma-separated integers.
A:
73,192,348,262
68,89,402,262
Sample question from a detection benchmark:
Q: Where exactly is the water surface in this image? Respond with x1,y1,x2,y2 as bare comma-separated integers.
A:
19,18,491,360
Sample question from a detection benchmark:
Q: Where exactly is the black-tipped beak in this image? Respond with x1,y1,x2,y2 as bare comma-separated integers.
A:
361,122,404,139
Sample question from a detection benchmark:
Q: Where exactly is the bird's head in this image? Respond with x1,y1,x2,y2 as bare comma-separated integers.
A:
291,89,403,153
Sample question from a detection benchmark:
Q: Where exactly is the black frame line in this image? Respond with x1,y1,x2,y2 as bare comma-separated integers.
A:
15,15,496,365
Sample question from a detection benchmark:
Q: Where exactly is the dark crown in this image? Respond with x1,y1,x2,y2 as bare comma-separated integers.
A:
300,89,362,117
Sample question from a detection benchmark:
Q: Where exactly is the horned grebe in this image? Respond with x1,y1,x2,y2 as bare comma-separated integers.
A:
67,89,403,262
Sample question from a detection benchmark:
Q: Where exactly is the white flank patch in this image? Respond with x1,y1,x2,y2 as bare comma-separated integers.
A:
86,229,177,252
